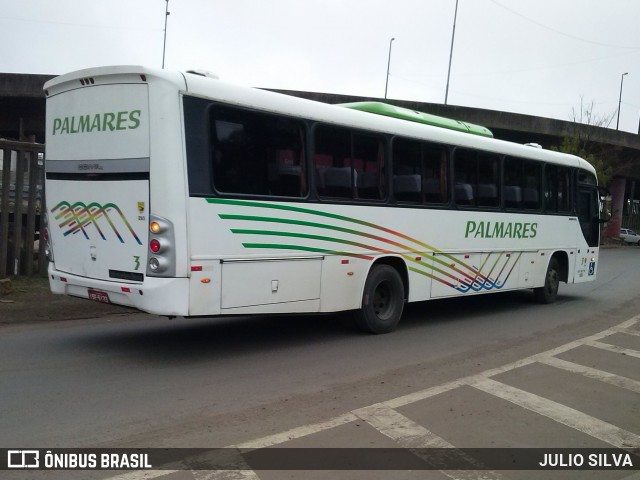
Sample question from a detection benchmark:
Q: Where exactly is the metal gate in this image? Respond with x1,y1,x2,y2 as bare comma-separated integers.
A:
0,140,46,277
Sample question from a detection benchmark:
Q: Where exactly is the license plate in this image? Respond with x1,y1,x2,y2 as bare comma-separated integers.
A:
88,288,110,304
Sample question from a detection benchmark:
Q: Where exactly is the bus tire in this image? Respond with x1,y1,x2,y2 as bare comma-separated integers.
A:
355,264,404,334
534,257,560,304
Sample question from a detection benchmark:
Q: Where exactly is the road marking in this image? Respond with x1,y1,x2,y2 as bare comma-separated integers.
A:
585,340,640,359
200,470,260,480
354,404,503,479
105,314,640,480
538,356,640,394
234,412,358,449
615,327,640,337
468,376,640,449
354,404,454,449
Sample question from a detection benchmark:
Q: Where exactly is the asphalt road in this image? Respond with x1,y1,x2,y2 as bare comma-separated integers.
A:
1,247,639,478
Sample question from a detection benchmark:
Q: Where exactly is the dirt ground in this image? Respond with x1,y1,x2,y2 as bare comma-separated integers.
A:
0,275,136,325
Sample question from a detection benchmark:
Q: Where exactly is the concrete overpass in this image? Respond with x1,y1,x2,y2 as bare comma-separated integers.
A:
1,72,639,233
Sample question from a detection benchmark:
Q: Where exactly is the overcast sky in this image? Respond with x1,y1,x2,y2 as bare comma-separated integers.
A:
2,0,639,133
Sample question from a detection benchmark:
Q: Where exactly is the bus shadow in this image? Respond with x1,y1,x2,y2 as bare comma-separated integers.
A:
72,289,574,365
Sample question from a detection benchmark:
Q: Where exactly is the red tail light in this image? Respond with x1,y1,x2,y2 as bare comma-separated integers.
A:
149,239,161,253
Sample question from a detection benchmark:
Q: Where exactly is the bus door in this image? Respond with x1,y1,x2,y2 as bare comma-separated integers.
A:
574,185,599,282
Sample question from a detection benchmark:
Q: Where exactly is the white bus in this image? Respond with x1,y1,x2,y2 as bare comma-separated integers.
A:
43,66,601,333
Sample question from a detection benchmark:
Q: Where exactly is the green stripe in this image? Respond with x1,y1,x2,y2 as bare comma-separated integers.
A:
209,198,483,276
232,229,377,251
241,243,373,260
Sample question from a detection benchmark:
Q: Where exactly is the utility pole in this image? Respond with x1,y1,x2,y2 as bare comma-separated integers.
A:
444,0,459,105
385,38,395,100
616,72,628,130
162,0,170,69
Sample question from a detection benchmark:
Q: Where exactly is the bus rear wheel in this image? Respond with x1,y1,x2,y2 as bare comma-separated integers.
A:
355,265,404,334
534,257,560,304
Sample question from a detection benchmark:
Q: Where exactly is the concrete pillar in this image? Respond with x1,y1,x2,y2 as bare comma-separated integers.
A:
604,176,626,237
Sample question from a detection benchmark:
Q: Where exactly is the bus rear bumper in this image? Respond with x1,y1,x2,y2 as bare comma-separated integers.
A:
48,264,189,316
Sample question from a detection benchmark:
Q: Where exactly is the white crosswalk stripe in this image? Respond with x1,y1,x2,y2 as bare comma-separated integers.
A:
538,355,640,394
105,315,640,480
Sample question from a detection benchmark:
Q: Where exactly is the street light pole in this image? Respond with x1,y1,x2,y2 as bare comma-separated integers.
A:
444,0,459,105
616,72,628,131
384,37,395,100
162,0,170,69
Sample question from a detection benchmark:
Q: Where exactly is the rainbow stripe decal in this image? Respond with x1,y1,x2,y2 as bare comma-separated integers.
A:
51,201,142,245
207,198,521,293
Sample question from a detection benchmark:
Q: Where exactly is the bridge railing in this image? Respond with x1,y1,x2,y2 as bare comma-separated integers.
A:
0,140,46,277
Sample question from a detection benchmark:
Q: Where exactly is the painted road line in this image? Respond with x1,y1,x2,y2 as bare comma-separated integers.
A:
233,412,358,449
354,404,455,449
538,356,640,394
105,315,640,480
468,376,640,449
104,472,178,480
381,316,640,411
354,404,504,480
201,470,260,480
618,329,640,337
585,340,640,359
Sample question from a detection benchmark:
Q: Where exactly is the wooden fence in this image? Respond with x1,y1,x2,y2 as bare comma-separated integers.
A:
0,140,46,277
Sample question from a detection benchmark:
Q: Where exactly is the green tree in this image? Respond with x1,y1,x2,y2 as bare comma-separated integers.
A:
551,97,616,187
551,136,613,187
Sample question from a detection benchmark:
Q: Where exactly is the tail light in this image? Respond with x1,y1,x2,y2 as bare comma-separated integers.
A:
146,214,176,277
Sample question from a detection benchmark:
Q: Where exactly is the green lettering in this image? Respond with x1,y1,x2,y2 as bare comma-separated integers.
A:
91,114,102,132
78,115,91,132
475,221,486,238
116,111,128,130
492,222,504,238
513,223,523,239
102,112,116,131
465,221,476,238
530,223,538,238
61,117,70,134
128,110,141,129
505,223,513,238
52,118,62,135
523,223,531,238
69,116,78,134
485,221,493,238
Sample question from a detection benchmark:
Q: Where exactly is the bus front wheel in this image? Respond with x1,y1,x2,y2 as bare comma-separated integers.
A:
534,257,560,304
355,265,405,334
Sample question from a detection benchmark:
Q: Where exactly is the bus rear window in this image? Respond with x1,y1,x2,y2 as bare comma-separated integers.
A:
210,106,307,198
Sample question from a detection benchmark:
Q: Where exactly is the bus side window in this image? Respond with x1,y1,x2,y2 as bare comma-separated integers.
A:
504,157,523,209
477,153,499,207
354,134,385,200
423,145,448,204
392,137,447,204
523,161,542,210
315,125,384,200
504,157,541,211
210,106,306,198
544,165,558,212
544,165,571,214
454,149,499,208
392,138,422,203
315,126,352,198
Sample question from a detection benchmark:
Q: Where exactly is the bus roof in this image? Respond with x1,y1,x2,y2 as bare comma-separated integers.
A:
43,65,597,179
339,101,494,138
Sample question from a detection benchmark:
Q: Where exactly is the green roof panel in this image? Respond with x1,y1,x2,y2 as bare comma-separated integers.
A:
339,101,493,138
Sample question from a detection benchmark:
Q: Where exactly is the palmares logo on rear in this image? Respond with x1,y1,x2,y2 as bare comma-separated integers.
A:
465,220,538,239
52,110,142,135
